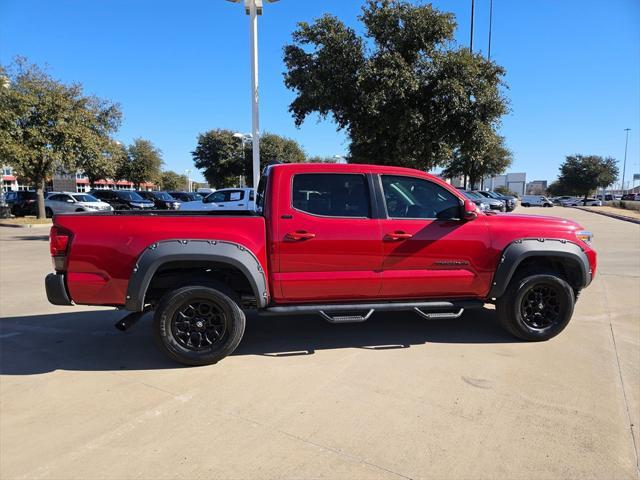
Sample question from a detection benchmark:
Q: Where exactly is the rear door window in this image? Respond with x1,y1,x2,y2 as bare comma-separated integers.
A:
292,173,371,218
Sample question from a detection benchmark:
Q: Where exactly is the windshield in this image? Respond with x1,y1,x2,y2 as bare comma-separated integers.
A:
72,194,99,202
116,191,145,201
485,191,501,199
462,191,482,200
153,192,174,201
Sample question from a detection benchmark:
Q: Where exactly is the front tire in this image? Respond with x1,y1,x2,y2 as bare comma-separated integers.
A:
45,207,53,218
496,272,575,341
153,286,246,366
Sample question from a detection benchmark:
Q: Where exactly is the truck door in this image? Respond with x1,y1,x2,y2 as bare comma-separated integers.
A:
273,172,383,302
376,174,493,298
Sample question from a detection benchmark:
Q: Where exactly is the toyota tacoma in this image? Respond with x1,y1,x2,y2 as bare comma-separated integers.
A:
45,163,596,365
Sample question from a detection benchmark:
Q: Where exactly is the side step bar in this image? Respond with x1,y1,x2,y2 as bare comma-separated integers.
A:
262,300,483,323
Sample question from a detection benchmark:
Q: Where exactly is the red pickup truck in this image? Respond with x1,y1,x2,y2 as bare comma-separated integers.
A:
46,163,596,365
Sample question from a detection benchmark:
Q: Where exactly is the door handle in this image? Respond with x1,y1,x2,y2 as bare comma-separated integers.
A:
285,230,316,241
384,231,413,241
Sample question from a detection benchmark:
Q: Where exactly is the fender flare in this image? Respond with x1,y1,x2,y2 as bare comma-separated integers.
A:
487,238,592,299
124,239,268,311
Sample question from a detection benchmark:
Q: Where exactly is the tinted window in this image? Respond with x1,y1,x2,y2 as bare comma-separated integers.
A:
153,192,174,201
72,194,98,202
292,174,370,217
206,190,244,203
206,191,228,203
381,175,461,219
116,191,144,201
49,194,68,202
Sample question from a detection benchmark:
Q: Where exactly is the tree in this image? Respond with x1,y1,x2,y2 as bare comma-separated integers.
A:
441,132,512,188
80,140,127,188
0,58,121,217
307,155,342,163
118,139,163,189
160,170,188,191
283,0,508,170
556,154,618,199
192,129,305,188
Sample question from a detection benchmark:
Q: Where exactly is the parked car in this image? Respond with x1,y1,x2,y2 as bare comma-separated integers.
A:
90,189,155,210
4,190,38,216
45,163,597,366
471,191,506,212
0,190,10,219
168,191,201,202
179,188,256,211
621,193,640,201
136,191,180,210
45,192,113,217
475,190,517,211
551,195,575,205
521,195,553,207
560,197,602,207
459,190,490,211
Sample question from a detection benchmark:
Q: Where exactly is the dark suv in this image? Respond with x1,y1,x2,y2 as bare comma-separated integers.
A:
90,190,154,210
136,191,180,210
168,191,200,202
5,191,38,216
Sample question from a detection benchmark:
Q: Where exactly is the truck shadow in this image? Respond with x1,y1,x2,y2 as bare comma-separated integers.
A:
0,307,517,375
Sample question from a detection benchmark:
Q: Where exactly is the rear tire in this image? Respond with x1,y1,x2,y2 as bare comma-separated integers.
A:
496,272,575,341
45,207,53,218
153,286,246,366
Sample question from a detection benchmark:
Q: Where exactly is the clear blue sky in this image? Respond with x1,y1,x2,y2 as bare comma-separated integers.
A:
2,0,639,185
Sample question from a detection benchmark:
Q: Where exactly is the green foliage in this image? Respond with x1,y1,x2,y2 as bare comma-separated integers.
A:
81,140,128,187
192,129,306,188
0,58,121,217
307,155,341,163
118,138,163,189
441,133,512,188
160,170,189,191
283,0,508,171
555,154,619,198
546,181,568,197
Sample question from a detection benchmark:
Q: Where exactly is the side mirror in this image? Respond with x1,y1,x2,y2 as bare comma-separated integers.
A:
463,199,479,220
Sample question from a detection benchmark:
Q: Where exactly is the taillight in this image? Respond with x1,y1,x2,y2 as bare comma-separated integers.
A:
50,226,72,271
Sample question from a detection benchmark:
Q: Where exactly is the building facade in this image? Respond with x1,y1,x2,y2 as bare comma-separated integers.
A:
526,180,548,195
2,166,154,192
483,172,527,196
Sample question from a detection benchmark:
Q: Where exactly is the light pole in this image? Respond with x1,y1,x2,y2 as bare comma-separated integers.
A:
233,132,252,187
226,0,279,188
488,0,493,59
622,128,630,193
469,0,475,52
184,169,192,192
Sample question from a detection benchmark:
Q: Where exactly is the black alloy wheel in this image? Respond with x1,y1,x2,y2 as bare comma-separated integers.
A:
519,283,562,330
153,286,246,366
496,272,575,341
171,299,228,351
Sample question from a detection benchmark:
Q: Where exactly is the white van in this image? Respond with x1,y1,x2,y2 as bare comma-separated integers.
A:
521,195,553,207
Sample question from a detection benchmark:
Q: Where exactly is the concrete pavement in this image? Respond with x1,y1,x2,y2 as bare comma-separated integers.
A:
0,207,638,479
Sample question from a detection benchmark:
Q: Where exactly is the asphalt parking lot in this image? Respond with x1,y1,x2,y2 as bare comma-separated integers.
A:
1,207,638,480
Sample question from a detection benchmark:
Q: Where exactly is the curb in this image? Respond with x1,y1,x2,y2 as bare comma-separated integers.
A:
0,222,52,229
575,207,640,225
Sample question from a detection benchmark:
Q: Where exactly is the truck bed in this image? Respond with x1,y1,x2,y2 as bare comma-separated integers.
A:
53,212,268,306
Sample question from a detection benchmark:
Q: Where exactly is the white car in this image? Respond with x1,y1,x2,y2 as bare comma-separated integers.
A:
45,192,113,217
520,195,553,207
179,188,256,212
560,197,602,207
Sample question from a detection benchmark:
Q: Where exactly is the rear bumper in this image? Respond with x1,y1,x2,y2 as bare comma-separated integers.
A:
45,273,73,305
